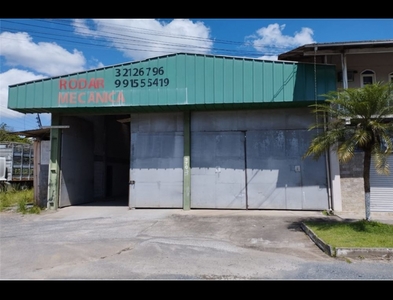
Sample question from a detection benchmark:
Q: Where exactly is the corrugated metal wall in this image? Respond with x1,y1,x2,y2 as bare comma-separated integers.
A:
8,53,336,114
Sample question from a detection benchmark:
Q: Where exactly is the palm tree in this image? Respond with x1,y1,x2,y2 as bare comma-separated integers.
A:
303,82,393,221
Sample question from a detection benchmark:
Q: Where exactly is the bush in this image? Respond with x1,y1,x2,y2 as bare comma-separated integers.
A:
0,184,41,214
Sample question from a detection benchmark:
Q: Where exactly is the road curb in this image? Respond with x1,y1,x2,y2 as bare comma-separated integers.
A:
300,222,393,260
335,247,393,259
300,222,334,256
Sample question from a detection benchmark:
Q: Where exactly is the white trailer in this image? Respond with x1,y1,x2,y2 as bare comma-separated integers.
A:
0,142,34,187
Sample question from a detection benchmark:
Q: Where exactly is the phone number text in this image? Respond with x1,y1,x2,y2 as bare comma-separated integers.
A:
114,78,170,88
115,67,165,77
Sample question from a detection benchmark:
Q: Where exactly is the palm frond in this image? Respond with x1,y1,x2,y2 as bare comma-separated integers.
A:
303,82,393,178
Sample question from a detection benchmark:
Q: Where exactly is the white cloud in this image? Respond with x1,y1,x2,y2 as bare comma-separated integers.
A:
246,23,315,56
0,68,51,131
72,19,213,61
0,68,46,119
0,31,87,77
94,61,105,69
0,30,106,130
257,55,279,61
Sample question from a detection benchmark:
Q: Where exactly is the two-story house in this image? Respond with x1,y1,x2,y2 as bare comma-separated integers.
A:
278,40,393,216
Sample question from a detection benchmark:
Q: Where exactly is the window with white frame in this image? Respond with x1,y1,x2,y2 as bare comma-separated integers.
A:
361,70,375,87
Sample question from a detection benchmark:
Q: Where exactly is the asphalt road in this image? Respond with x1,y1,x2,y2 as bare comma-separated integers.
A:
1,202,392,280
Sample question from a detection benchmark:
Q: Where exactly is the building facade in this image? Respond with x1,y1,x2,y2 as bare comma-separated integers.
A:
279,40,393,214
8,53,341,211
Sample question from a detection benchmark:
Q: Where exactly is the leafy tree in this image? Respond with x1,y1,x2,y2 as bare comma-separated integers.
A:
0,123,32,143
303,82,393,221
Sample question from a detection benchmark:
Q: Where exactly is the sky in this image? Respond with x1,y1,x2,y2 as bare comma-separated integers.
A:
1,18,393,132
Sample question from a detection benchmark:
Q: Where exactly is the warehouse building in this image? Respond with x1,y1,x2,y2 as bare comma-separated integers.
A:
7,53,338,211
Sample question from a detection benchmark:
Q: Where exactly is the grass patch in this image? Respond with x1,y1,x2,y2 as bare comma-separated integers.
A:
304,219,393,248
0,184,42,214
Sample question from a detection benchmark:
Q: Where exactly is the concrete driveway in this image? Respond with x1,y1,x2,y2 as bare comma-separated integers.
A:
1,202,392,280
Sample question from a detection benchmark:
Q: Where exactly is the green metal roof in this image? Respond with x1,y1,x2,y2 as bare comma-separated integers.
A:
8,53,336,114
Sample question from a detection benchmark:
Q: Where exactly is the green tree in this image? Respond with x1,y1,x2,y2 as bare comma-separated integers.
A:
0,123,32,143
303,82,393,221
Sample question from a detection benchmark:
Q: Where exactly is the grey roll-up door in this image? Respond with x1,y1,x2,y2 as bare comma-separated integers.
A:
370,155,393,212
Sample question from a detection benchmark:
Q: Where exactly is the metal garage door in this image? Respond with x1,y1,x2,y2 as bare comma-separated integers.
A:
370,155,393,212
246,129,329,210
190,128,329,210
191,131,247,209
129,132,184,208
189,110,329,210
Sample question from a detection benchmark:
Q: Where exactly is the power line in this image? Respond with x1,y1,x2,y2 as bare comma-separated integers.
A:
1,19,291,130
1,19,290,58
